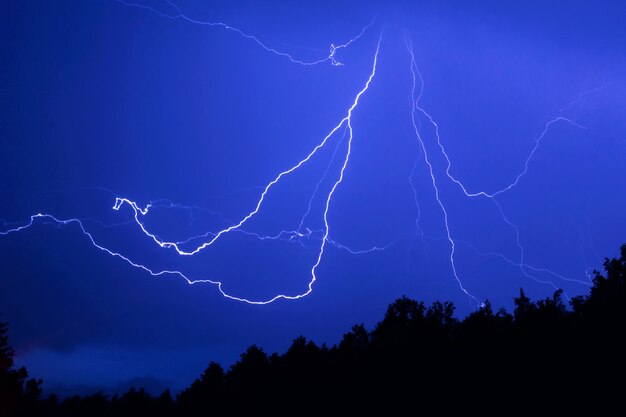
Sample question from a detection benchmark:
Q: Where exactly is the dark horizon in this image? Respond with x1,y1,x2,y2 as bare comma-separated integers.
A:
2,242,626,413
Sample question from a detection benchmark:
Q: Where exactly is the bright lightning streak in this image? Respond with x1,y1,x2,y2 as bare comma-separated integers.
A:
115,35,382,258
0,214,199,284
304,37,382,298
121,124,393,255
456,238,596,302
441,117,586,198
406,37,594,298
116,0,374,67
2,4,603,310
414,232,590,293
1,34,383,305
295,125,348,237
400,39,587,200
407,38,478,304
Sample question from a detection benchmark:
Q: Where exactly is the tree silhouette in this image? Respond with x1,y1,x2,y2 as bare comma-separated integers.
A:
225,344,271,411
0,318,42,417
0,319,15,373
2,242,626,414
177,361,224,416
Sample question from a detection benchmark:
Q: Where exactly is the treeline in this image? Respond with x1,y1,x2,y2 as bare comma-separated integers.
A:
2,244,626,415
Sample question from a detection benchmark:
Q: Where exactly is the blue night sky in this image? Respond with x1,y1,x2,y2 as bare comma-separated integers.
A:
1,0,625,394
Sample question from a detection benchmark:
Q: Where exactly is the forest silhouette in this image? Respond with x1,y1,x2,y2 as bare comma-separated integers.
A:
2,243,625,415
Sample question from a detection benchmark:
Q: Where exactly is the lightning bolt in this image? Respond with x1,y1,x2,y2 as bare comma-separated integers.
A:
1,34,384,305
406,38,478,305
2,4,607,310
405,35,595,299
115,0,374,67
440,116,586,199
113,39,382,257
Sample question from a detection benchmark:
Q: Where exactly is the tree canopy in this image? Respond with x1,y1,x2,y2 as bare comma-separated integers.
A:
2,244,625,415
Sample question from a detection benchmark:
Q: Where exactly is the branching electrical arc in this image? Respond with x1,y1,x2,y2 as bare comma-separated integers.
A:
115,0,374,67
0,1,599,306
404,37,592,304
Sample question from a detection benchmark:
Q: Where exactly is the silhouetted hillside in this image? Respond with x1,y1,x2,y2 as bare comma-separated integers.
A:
2,243,625,415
